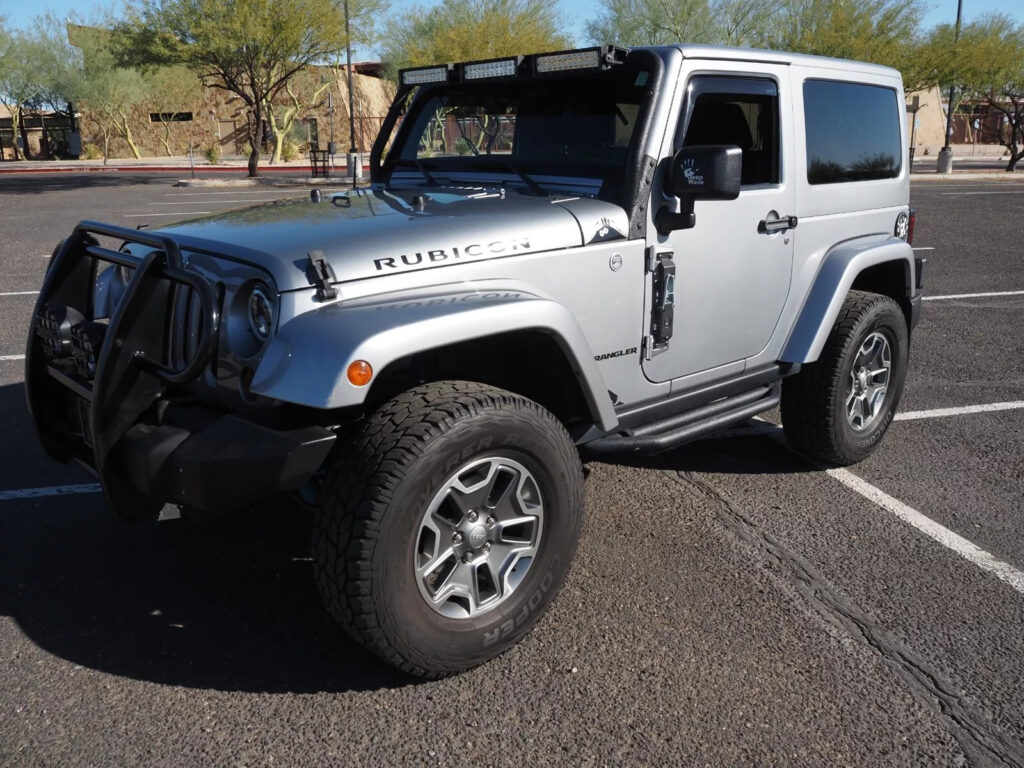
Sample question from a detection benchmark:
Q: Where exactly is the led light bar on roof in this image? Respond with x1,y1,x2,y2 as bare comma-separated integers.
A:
463,57,519,80
535,48,602,73
400,66,449,86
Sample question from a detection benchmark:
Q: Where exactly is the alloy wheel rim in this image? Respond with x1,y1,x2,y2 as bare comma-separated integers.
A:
414,456,543,619
846,331,892,431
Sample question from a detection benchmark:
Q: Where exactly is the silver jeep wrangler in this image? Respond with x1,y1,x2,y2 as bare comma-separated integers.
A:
26,44,922,677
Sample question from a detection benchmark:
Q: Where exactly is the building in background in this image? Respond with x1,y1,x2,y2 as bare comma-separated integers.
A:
1,25,395,161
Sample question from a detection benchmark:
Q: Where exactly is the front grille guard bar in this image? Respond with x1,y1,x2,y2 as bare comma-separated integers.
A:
26,220,223,519
71,220,221,385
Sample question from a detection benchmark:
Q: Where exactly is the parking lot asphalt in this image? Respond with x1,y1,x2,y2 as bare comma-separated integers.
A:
1,172,1022,766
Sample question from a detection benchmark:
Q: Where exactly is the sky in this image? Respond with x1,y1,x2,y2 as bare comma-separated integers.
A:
1,0,1022,60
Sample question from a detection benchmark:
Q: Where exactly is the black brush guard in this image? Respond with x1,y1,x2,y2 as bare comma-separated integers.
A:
25,221,335,520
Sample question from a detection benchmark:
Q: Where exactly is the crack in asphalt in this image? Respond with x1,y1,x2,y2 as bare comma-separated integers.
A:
669,470,1024,768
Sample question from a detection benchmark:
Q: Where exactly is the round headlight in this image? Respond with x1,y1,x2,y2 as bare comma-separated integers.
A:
248,284,274,340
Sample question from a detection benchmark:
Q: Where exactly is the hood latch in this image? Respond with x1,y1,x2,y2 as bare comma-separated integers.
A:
307,250,338,301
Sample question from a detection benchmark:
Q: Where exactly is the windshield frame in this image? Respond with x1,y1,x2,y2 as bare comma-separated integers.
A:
378,49,664,209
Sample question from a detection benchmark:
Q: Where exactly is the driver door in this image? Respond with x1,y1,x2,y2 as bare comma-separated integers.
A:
643,69,795,384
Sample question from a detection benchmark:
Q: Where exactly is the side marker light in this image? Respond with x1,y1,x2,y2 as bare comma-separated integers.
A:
347,360,373,387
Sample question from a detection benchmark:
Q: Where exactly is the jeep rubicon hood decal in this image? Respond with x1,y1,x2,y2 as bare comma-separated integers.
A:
154,188,629,292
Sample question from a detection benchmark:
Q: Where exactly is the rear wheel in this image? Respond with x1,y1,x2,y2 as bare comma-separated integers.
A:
782,290,909,465
313,381,584,678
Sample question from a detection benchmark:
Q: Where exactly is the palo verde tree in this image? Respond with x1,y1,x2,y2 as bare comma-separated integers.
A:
67,24,152,162
0,25,49,159
588,0,926,74
588,0,725,48
114,0,382,177
946,17,1024,171
263,67,331,164
382,0,570,72
144,64,203,156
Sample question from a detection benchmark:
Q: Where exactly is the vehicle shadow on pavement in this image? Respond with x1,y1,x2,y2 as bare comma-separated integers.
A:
589,428,818,477
0,383,407,694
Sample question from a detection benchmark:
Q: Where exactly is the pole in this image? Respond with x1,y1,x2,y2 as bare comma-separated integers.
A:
938,0,965,173
344,0,359,189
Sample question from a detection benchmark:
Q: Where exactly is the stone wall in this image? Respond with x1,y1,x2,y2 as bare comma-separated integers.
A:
77,67,396,160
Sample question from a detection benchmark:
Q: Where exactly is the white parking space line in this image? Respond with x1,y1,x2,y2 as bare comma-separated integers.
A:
124,212,213,217
895,402,1024,421
923,290,1024,301
0,354,25,361
911,246,934,251
0,291,39,296
826,468,1024,595
0,483,101,502
150,198,296,205
740,423,1024,597
168,190,317,196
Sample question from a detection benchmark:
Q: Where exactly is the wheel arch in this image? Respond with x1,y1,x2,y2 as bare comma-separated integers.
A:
781,235,916,364
249,289,618,431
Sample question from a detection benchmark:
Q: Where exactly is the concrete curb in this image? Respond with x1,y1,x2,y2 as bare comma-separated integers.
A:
0,163,367,176
910,171,1024,181
173,176,363,188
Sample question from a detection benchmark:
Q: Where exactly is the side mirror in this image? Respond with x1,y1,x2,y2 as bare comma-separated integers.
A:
668,145,742,199
657,145,742,233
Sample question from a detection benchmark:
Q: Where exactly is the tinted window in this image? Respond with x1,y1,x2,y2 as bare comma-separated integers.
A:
804,80,901,184
683,79,779,186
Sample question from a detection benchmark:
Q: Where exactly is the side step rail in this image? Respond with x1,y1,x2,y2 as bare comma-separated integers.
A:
583,383,781,456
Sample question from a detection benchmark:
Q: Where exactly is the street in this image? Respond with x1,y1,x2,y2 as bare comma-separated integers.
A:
1,172,1022,766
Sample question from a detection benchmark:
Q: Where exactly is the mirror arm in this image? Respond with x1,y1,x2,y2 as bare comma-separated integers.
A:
655,197,695,235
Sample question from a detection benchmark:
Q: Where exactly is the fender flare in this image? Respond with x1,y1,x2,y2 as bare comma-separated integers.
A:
250,288,618,431
780,235,915,364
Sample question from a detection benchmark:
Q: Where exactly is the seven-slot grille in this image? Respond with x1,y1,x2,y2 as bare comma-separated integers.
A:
168,282,206,374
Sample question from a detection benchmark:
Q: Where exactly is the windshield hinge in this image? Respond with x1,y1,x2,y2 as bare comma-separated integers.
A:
645,245,659,272
307,250,338,301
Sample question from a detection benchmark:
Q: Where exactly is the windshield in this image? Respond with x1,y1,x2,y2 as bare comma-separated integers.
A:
387,63,655,200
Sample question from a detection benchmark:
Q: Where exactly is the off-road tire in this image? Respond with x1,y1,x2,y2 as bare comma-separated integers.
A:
312,381,585,678
782,290,908,465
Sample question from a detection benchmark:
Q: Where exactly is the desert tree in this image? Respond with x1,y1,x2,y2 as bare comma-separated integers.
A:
114,0,385,176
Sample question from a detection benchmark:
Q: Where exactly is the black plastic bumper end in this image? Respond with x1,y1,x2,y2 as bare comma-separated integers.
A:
118,414,336,514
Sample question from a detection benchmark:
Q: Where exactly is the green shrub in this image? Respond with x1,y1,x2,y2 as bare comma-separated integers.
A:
204,144,221,165
454,137,471,156
82,144,102,160
281,140,299,162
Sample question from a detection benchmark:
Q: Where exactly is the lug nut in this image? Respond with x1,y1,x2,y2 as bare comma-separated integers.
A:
452,532,463,545
467,510,479,523
482,542,492,553
462,551,475,564
486,516,496,527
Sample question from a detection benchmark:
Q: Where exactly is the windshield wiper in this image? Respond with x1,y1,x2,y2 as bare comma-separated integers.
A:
501,163,549,196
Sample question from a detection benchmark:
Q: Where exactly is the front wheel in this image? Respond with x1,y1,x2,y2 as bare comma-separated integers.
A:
782,290,909,465
313,381,584,678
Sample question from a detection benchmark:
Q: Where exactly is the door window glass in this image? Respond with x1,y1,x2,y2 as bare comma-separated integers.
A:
683,79,780,186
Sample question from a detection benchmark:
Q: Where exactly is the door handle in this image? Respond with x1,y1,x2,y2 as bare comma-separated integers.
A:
758,213,798,234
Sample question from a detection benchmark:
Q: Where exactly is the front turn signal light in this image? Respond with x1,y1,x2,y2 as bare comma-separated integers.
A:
347,360,373,387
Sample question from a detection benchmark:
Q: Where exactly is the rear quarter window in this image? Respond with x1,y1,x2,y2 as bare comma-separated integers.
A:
803,80,902,185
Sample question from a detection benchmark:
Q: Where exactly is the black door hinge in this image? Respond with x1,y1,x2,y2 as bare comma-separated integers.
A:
307,250,338,301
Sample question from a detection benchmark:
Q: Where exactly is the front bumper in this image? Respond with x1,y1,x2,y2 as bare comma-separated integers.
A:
117,406,335,514
25,221,335,520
